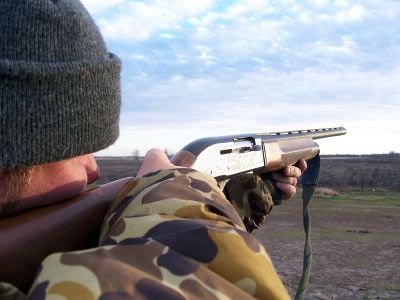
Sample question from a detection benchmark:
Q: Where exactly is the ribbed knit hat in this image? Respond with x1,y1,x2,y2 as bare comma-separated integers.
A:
0,0,121,170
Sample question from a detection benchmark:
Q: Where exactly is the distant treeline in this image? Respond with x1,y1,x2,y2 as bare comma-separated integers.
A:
318,153,400,191
96,153,400,191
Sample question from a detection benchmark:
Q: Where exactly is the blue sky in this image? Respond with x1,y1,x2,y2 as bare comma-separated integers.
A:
81,0,400,156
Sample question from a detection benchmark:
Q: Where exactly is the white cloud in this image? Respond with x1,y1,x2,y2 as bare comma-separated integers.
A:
81,0,125,14
299,12,312,24
210,18,286,58
222,0,274,19
104,67,400,155
96,0,213,42
334,0,348,8
187,17,201,26
89,1,400,155
197,51,215,65
311,36,357,56
201,12,220,25
311,0,328,7
168,0,214,16
336,5,367,23
223,3,248,19
91,0,399,72
159,33,174,39
192,27,213,41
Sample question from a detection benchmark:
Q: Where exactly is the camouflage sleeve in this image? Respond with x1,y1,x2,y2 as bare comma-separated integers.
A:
28,168,290,300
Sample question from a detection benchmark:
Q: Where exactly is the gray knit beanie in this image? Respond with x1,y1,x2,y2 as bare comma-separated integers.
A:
0,0,121,170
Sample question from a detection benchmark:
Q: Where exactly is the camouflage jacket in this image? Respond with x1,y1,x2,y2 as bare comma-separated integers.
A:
9,168,290,299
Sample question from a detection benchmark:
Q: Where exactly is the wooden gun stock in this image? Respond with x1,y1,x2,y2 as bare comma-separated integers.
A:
0,177,132,293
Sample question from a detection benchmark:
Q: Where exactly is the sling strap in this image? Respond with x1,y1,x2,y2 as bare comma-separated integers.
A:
294,155,321,300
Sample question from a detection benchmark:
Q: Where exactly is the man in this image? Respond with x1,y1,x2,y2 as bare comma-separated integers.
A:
0,0,305,299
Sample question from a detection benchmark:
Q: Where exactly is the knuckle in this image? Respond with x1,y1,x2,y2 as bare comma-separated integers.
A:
284,166,291,176
284,187,296,200
290,166,296,175
294,167,301,178
302,161,308,171
289,186,296,197
288,166,295,176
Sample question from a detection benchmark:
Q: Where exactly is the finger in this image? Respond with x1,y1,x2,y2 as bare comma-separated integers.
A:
137,148,175,177
271,172,298,186
283,165,302,178
276,182,297,200
296,159,308,172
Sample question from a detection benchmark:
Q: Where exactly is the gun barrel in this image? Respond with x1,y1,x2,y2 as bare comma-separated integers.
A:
257,126,346,142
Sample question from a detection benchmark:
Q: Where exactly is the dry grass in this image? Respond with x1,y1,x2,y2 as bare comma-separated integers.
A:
315,187,341,197
258,191,400,299
296,187,341,198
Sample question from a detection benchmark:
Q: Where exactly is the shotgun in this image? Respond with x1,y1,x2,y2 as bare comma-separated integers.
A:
171,126,346,180
0,127,346,294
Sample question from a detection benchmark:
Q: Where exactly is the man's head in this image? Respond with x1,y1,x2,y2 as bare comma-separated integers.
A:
0,0,121,214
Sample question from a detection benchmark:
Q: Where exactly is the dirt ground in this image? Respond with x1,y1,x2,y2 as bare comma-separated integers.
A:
255,192,400,300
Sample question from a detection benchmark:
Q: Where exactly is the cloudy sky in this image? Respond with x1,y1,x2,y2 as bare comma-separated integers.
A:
81,0,400,156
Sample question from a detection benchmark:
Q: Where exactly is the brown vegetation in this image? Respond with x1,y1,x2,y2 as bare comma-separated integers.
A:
319,154,400,191
95,157,142,184
96,154,400,191
314,187,340,197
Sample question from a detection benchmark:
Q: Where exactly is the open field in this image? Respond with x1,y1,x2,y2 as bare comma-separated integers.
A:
256,191,400,300
95,157,400,299
319,155,400,191
95,154,400,190
95,157,143,184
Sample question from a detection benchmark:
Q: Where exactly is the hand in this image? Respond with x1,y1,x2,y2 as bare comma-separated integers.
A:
136,149,177,177
271,159,307,200
137,148,218,185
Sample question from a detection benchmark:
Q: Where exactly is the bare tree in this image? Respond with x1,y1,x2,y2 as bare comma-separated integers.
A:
132,149,140,160
163,147,174,159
